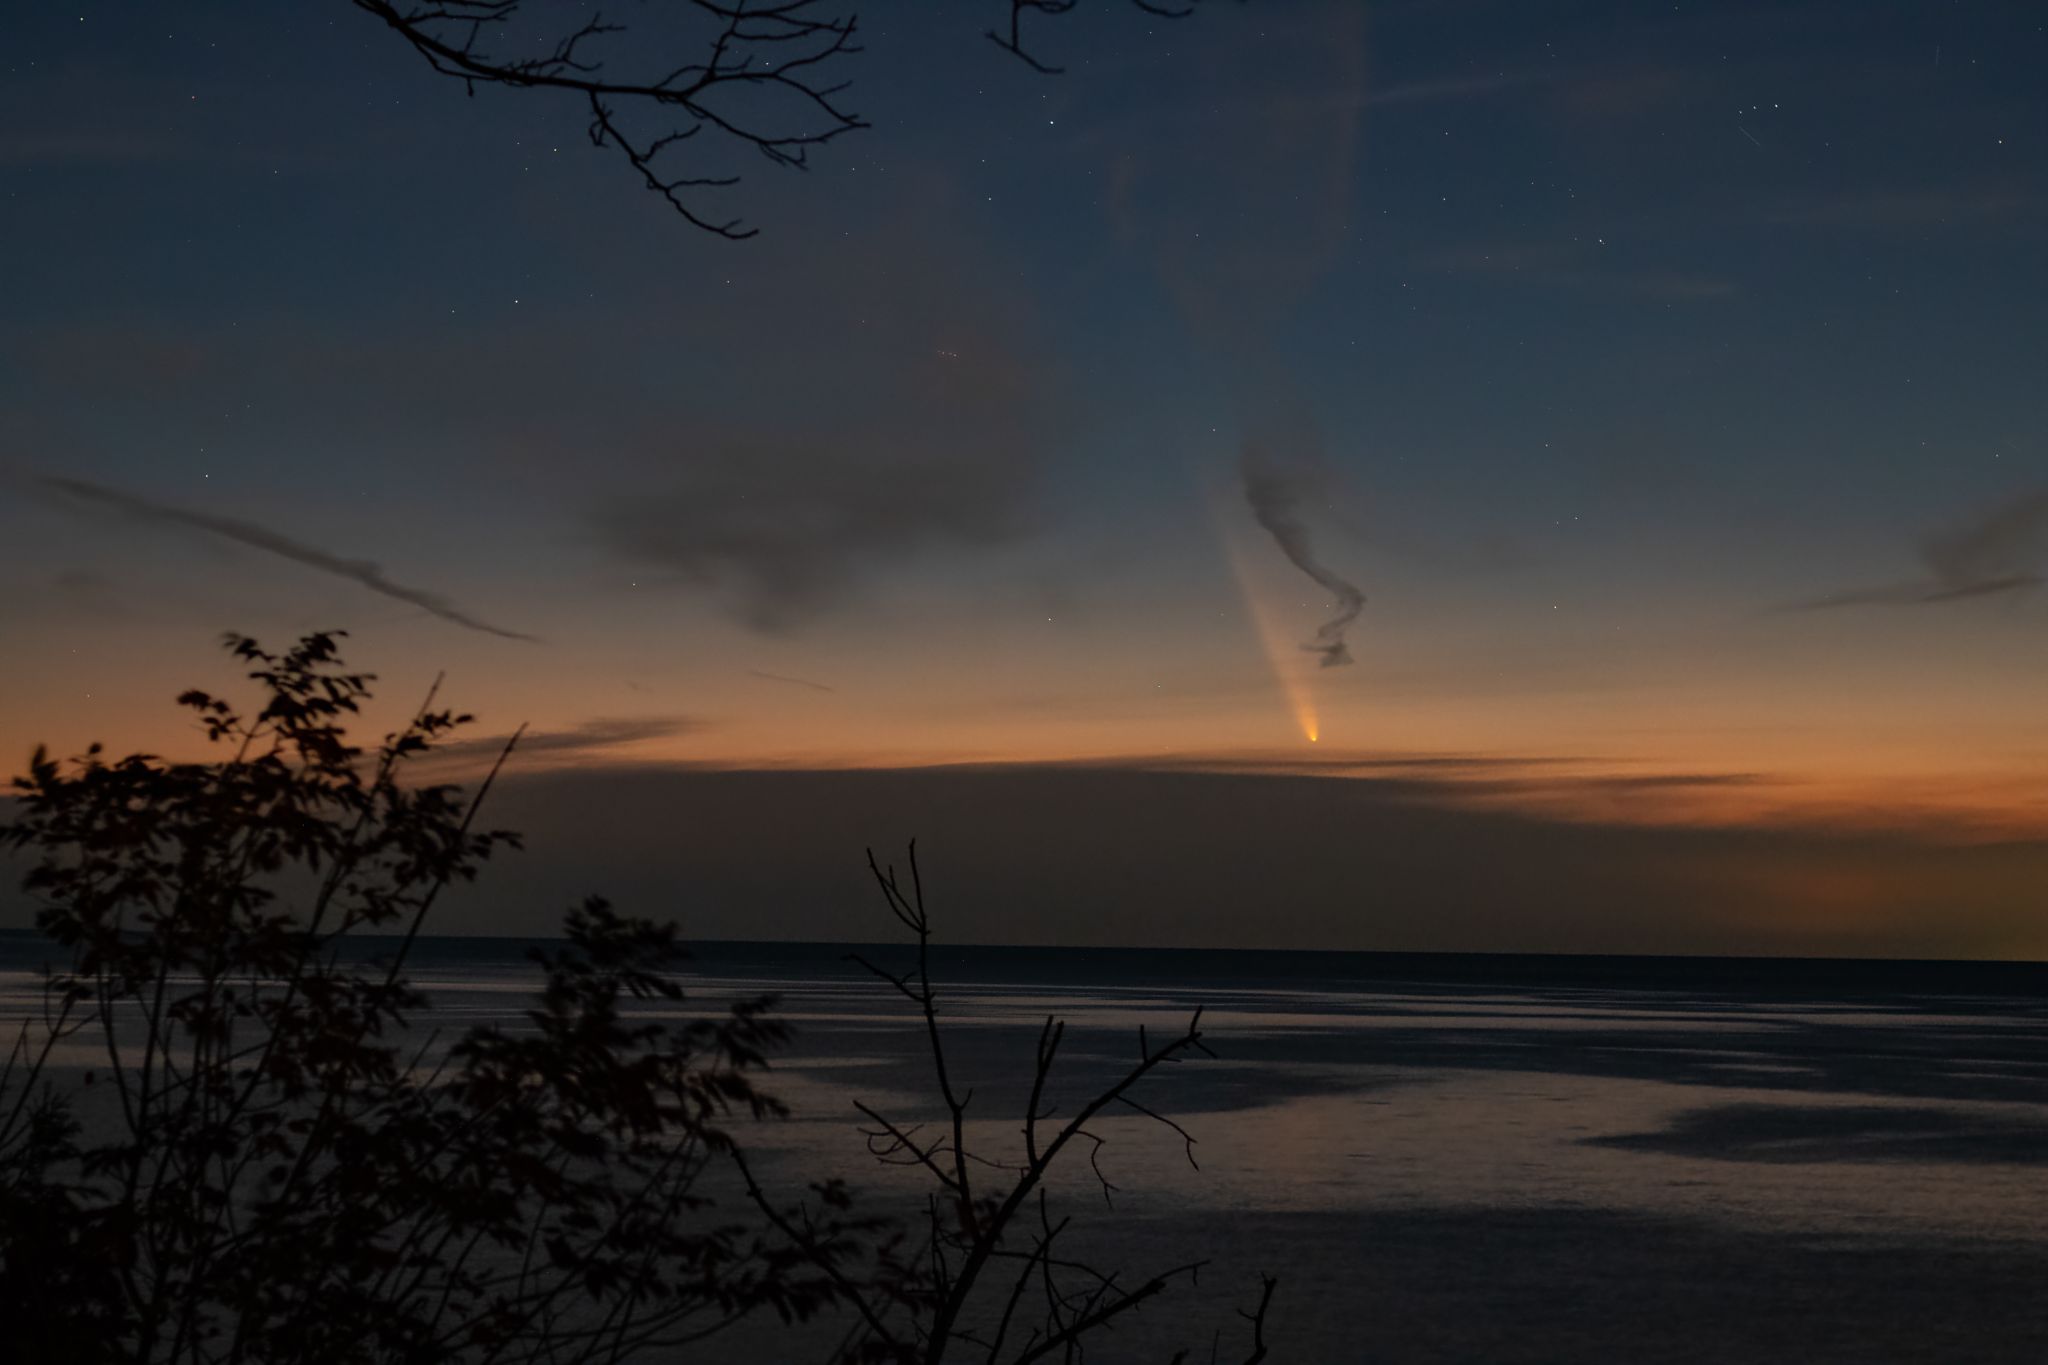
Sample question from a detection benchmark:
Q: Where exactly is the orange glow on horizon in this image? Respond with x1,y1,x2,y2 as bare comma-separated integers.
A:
11,570,2048,851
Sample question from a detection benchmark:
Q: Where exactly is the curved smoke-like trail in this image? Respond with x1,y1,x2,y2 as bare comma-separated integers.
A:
1239,446,1365,667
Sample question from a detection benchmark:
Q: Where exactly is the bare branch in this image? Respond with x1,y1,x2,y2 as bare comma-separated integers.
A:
1115,1092,1200,1170
1235,1274,1278,1364
863,842,980,1242
354,0,1220,236
989,0,1216,77
351,0,868,238
837,843,1273,1364
1009,1259,1208,1364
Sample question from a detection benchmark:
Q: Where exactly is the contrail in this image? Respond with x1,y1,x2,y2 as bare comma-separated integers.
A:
1239,445,1366,667
42,475,538,642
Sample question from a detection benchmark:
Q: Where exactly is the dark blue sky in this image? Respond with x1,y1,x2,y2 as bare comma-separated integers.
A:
5,1,2047,952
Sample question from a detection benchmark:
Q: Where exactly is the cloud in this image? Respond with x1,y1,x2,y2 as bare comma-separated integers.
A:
52,567,111,592
41,475,539,641
11,187,1060,638
38,565,132,622
1239,444,1367,667
1794,490,2048,610
585,216,1055,632
591,420,1036,632
417,761,2048,956
13,301,1048,635
429,715,702,764
1796,577,2039,610
1026,751,1787,832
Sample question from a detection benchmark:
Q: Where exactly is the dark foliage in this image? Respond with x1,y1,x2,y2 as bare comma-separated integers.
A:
0,633,1272,1363
0,633,869,1363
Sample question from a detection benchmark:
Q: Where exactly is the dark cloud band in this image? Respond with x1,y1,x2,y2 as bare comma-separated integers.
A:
42,475,538,642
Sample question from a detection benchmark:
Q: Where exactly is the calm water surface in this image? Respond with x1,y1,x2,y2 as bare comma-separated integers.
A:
9,936,2048,1361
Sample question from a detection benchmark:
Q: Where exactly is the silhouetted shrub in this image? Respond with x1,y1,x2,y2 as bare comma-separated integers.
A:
1,632,1270,1363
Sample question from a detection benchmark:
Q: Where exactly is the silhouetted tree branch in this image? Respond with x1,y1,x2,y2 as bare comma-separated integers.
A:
351,0,1223,237
352,0,866,238
986,0,1212,75
810,841,1274,1363
0,641,1273,1362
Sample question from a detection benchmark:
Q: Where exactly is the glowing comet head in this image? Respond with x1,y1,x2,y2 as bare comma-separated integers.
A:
1290,688,1320,745
1269,634,1322,745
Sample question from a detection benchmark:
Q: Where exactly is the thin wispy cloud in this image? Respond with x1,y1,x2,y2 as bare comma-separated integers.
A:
1794,490,2048,610
42,475,538,641
430,716,701,763
587,213,1052,633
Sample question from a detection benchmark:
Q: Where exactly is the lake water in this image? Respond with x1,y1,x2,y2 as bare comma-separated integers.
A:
9,935,2048,1361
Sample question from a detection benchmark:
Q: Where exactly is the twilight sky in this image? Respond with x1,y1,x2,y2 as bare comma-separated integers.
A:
5,1,2047,955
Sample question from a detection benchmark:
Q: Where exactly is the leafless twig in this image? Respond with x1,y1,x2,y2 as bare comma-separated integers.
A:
354,0,1221,236
788,841,1277,1361
987,0,1211,75
352,0,866,238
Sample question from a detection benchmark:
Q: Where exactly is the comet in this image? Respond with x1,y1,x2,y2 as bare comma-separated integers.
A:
1221,519,1325,745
